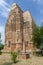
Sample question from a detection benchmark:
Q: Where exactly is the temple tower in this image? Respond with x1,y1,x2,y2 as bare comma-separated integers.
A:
4,3,23,51
4,3,35,53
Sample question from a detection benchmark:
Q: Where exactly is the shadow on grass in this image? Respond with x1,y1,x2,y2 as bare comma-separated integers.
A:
33,51,43,57
13,60,19,63
2,60,19,65
2,62,13,65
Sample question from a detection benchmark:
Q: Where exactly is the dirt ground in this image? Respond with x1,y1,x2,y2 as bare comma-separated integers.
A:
0,53,43,65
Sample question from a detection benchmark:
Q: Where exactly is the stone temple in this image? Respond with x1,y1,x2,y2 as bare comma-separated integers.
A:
4,3,35,53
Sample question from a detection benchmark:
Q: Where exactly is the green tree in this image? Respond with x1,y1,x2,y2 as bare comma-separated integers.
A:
40,25,43,51
32,24,43,55
0,33,4,54
32,25,40,48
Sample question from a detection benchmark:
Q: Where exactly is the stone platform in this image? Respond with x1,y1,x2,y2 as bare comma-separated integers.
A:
18,52,30,60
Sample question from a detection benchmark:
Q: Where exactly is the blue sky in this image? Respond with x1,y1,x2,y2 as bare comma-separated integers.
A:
0,0,43,44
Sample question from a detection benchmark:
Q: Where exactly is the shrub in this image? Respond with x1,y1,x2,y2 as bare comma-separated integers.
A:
0,50,2,55
0,44,4,55
0,44,4,50
11,52,18,63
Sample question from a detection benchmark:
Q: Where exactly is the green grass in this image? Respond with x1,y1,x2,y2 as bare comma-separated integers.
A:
0,53,43,65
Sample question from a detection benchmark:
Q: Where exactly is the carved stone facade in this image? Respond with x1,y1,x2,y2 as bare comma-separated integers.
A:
4,3,34,52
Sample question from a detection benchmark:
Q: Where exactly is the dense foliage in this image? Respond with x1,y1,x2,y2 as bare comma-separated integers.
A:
0,33,4,54
32,24,43,55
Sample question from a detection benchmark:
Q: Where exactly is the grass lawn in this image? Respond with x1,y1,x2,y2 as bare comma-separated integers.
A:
0,53,43,65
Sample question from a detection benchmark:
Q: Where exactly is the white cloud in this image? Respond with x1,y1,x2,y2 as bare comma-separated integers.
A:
40,19,43,23
33,0,41,2
0,0,10,18
32,0,43,4
0,26,5,44
0,0,8,6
